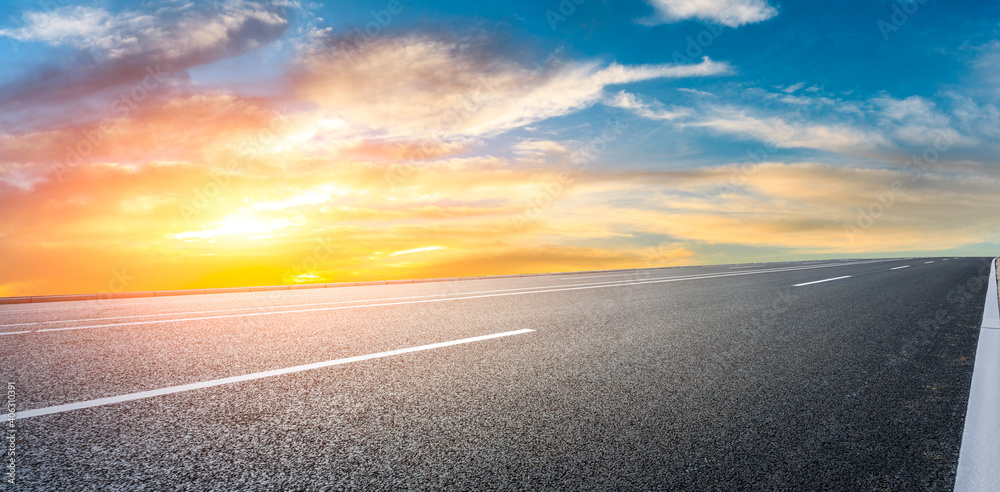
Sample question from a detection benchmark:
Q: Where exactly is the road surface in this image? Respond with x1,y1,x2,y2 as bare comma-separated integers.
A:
1,257,995,490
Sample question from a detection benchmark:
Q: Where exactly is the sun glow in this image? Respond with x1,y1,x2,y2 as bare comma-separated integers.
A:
252,184,355,211
172,214,299,241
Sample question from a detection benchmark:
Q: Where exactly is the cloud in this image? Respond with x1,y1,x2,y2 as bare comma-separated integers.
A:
555,162,1000,254
291,32,731,138
2,137,998,296
947,92,1000,146
0,91,282,186
0,6,118,51
0,1,293,107
604,91,690,120
610,87,989,159
781,82,806,93
389,246,446,257
513,140,570,157
871,95,967,148
688,105,887,153
644,0,778,27
966,40,1000,97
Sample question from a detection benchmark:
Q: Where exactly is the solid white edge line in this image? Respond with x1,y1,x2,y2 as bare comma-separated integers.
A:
891,265,910,270
792,276,852,287
0,330,32,335
15,328,535,420
984,258,1000,330
955,257,1000,491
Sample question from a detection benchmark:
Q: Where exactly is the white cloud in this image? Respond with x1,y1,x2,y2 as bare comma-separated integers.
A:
0,1,293,107
605,91,690,120
689,105,887,153
0,2,290,61
0,6,116,50
294,34,731,138
604,87,885,154
947,92,1000,144
781,82,806,93
514,140,570,157
677,88,716,97
624,88,984,157
872,95,968,147
644,0,778,27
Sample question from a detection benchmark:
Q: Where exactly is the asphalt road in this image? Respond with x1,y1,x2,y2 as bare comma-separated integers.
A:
1,257,994,490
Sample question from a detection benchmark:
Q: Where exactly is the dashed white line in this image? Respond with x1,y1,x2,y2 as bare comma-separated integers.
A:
14,328,535,420
890,265,910,270
792,276,852,287
925,261,935,264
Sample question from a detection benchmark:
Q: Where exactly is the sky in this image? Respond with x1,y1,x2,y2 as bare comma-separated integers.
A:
0,0,998,296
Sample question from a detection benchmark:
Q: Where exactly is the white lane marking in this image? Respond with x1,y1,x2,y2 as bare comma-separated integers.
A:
890,265,910,270
0,322,38,327
35,271,753,326
955,257,1000,491
15,329,534,420
0,270,664,314
0,260,883,316
792,276,852,287
0,270,705,315
17,260,890,330
729,265,768,269
37,281,622,325
550,272,653,280
925,261,935,264
30,261,895,334
0,330,32,336
13,260,897,335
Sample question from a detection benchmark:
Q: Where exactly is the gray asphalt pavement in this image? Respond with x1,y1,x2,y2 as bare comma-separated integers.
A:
1,257,994,490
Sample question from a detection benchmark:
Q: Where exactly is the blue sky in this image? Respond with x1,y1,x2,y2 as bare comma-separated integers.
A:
0,0,998,295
